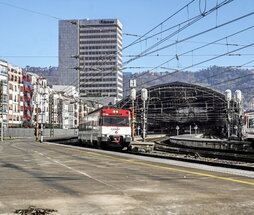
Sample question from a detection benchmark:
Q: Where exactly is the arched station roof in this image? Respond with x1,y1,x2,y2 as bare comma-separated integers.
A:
116,82,227,134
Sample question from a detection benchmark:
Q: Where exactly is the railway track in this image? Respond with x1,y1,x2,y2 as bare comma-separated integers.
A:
46,136,254,171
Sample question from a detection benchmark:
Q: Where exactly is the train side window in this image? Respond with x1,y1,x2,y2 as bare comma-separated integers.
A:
99,117,102,126
249,118,254,128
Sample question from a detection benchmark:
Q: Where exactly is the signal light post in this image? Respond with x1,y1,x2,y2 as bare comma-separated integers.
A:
141,88,148,142
129,79,136,141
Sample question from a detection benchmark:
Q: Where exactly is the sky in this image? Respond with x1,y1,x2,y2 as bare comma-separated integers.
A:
0,0,253,73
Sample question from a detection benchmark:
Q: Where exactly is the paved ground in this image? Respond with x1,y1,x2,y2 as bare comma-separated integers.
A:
1,139,254,215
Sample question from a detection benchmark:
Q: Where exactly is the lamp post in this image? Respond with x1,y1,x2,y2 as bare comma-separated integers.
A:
32,87,38,142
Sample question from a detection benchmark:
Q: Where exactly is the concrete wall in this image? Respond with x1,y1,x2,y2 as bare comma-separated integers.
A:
3,128,78,138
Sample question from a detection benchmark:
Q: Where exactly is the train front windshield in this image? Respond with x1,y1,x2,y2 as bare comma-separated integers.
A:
101,116,130,126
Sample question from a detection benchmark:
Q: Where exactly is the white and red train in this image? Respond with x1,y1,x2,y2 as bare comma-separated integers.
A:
242,111,254,140
78,107,132,149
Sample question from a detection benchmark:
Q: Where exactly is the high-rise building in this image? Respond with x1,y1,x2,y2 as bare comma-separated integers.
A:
0,60,8,126
59,19,123,105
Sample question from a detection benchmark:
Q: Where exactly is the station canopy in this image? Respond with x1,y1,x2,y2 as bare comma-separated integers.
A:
115,82,227,135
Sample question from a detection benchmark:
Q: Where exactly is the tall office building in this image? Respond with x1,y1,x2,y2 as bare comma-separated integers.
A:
59,19,123,105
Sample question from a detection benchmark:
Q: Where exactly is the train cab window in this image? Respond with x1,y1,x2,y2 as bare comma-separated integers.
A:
102,116,130,126
248,118,254,128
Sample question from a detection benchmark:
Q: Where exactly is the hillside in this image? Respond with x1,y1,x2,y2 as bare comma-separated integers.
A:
123,66,254,103
25,65,254,103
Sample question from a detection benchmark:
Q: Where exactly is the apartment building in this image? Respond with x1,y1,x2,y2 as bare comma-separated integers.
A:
49,90,79,129
23,72,50,127
59,19,123,105
23,72,34,127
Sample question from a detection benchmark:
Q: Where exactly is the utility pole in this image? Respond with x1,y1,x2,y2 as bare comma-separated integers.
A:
141,88,148,142
49,94,54,137
129,79,136,141
0,80,3,141
35,104,39,141
33,80,39,142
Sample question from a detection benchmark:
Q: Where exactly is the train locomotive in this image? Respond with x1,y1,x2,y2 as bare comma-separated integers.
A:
79,107,132,149
242,111,254,141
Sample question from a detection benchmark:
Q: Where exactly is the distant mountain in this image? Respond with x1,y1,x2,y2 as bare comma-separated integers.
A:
25,65,254,103
24,66,60,86
123,65,254,104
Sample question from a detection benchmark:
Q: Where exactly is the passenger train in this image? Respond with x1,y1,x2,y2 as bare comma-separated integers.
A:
79,107,132,149
242,111,254,141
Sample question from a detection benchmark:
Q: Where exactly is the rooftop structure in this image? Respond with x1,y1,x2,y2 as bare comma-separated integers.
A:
116,82,228,135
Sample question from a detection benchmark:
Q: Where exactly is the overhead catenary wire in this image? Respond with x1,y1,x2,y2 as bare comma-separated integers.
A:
123,0,197,50
125,7,253,66
194,59,254,84
1,0,252,105
208,73,254,88
123,41,254,94
124,0,234,65
0,1,61,20
122,24,254,86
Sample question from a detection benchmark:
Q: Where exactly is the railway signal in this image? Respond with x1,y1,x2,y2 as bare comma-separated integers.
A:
176,125,180,136
130,80,136,141
141,88,148,142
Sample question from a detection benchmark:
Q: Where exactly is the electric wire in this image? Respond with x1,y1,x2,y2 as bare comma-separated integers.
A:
195,59,254,84
124,0,235,65
123,41,254,94
123,0,197,50
0,1,61,20
122,24,254,86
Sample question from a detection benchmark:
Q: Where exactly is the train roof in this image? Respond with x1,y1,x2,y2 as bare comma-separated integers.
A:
87,106,130,115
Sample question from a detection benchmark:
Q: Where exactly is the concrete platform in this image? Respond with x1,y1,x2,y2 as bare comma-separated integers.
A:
170,134,252,151
1,138,254,214
129,140,155,152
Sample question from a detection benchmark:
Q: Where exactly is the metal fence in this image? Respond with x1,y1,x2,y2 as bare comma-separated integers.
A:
3,128,78,138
